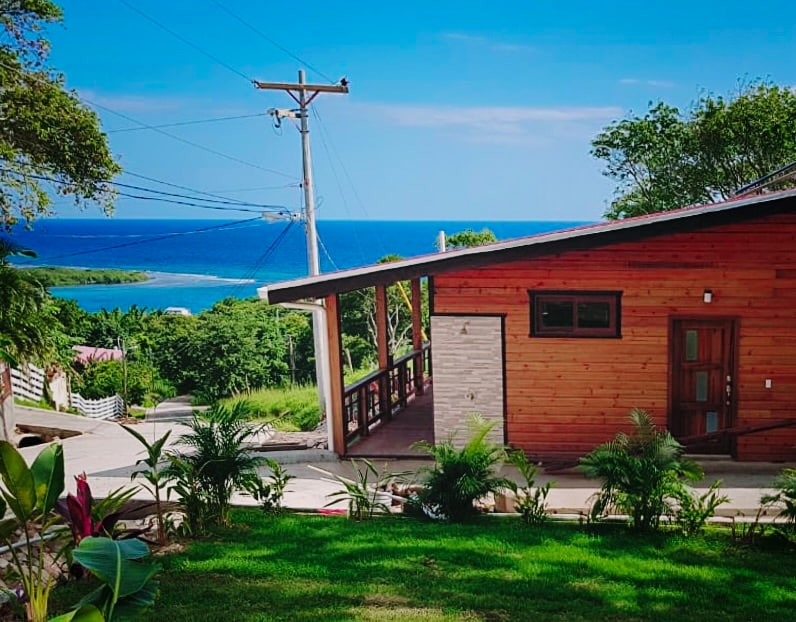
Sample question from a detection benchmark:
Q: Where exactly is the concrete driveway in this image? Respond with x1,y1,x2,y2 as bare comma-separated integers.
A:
10,406,795,517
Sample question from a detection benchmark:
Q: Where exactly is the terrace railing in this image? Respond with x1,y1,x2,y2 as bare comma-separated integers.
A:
342,343,431,444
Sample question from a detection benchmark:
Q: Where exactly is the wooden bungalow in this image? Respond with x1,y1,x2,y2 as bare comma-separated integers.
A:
259,189,796,462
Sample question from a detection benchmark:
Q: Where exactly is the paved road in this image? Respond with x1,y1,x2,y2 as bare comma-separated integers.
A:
144,395,208,422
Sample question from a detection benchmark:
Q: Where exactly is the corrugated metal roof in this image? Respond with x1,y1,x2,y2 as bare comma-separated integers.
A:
259,188,796,304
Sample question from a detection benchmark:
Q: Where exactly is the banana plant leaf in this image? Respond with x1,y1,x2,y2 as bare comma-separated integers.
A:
72,537,160,620
49,604,105,622
0,440,36,521
30,443,64,514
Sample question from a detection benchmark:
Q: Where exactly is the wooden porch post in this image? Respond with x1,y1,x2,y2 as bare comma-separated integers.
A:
410,278,424,395
375,284,391,419
325,293,346,455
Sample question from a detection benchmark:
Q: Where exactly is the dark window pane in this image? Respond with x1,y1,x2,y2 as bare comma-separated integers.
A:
706,411,718,433
540,301,573,328
685,330,698,361
695,371,708,402
577,302,611,329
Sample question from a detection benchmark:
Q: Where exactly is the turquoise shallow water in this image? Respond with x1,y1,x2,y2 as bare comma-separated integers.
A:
10,218,587,312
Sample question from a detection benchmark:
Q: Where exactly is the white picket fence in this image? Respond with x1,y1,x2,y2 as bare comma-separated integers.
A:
10,363,45,402
11,363,124,419
70,393,125,420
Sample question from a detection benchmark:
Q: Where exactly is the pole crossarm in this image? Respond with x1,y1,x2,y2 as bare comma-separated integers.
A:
253,80,349,94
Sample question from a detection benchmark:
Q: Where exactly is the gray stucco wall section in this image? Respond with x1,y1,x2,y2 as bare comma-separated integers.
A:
430,315,505,447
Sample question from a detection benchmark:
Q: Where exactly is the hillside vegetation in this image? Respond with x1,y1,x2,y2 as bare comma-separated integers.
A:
21,266,148,287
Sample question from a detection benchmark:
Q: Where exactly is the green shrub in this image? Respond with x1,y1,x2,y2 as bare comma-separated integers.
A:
507,450,554,525
673,480,729,536
762,467,796,535
579,408,703,531
73,359,175,406
166,402,263,530
413,415,513,522
245,458,295,516
326,459,395,521
221,385,321,431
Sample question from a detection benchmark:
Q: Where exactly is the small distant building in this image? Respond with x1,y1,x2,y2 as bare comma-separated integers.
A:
72,345,124,366
164,306,192,316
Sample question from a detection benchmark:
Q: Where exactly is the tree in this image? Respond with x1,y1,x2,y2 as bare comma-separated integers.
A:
181,299,289,401
592,82,796,219
0,239,56,362
442,228,497,250
0,1,120,228
339,254,427,363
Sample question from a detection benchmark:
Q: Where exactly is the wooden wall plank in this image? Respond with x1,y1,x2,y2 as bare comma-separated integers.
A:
433,211,796,461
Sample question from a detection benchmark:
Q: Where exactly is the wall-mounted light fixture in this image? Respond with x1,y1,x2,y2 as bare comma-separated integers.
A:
703,289,713,304
460,321,470,335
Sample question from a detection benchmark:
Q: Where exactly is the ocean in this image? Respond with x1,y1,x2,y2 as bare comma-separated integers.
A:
9,219,587,312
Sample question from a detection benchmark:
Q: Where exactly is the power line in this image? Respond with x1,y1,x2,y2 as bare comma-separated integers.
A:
112,190,273,214
123,171,293,204
84,95,296,179
108,112,267,133
311,106,382,261
0,59,297,181
205,183,300,193
109,179,291,210
316,232,340,271
15,217,263,265
146,218,299,366
208,0,337,84
118,0,253,83
1,167,295,215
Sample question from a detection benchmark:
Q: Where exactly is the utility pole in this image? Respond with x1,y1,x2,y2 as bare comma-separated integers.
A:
117,336,128,416
254,70,349,418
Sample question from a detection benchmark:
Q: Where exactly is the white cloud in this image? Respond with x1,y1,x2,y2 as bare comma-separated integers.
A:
362,103,622,145
370,104,623,129
440,31,534,53
619,78,675,88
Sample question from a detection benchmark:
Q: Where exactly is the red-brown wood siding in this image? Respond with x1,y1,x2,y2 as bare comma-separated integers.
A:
433,212,796,461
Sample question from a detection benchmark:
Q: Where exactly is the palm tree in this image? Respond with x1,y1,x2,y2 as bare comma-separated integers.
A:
169,402,262,527
579,408,703,531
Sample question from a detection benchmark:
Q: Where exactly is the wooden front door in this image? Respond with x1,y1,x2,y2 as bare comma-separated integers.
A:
670,319,736,454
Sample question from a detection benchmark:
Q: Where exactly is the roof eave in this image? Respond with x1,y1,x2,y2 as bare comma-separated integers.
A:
259,189,796,304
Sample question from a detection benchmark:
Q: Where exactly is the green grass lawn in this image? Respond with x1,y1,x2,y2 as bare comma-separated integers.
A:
51,510,796,622
221,385,321,431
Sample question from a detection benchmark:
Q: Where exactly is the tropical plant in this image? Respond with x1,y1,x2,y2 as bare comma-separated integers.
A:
413,415,514,522
673,480,729,536
762,467,796,535
163,455,207,537
326,459,394,521
0,441,65,622
167,402,262,528
507,450,554,525
61,537,160,622
579,408,703,531
55,474,146,548
123,426,172,545
245,458,294,516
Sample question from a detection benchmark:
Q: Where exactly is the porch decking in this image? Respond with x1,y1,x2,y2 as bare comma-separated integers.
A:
345,388,434,458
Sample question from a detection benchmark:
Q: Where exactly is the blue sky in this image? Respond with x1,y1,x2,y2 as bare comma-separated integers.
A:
48,0,796,221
